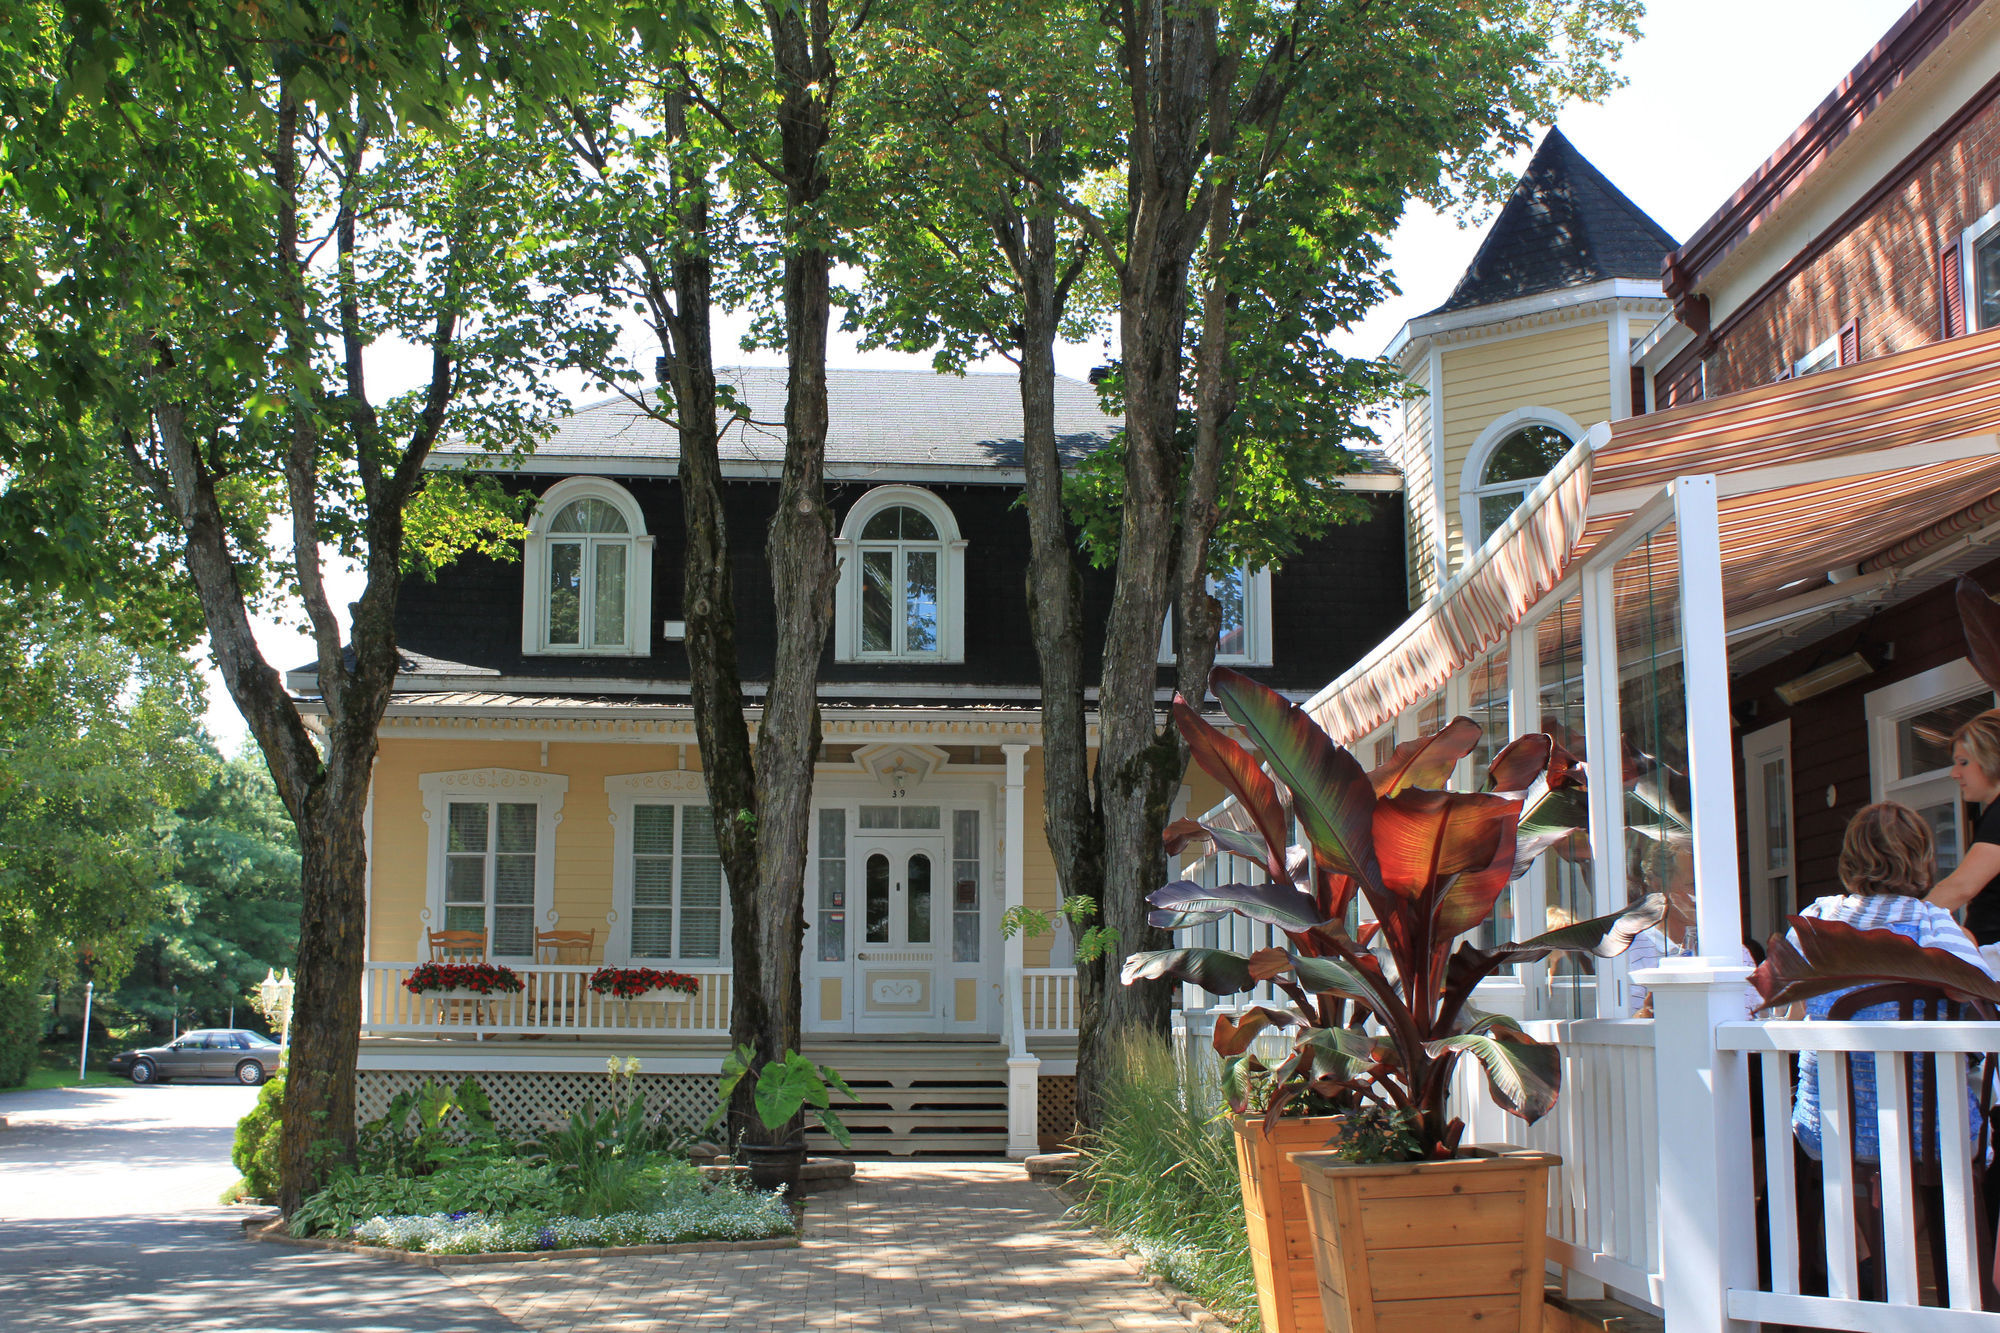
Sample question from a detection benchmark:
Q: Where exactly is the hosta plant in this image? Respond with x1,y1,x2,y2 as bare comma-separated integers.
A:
1123,666,1664,1158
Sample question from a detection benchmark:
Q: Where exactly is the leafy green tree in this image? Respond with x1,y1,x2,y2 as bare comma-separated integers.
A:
0,0,624,1199
0,594,212,1084
844,0,1641,1119
110,752,303,1042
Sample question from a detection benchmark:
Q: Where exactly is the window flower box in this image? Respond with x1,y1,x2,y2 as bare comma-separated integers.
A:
404,963,525,997
588,967,700,1002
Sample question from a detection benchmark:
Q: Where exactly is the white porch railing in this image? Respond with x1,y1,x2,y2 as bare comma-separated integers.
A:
1717,1018,2000,1329
1020,967,1079,1037
361,963,732,1037
1449,1018,1662,1310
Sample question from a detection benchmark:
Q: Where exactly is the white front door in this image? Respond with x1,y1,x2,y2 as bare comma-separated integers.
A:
853,832,945,1033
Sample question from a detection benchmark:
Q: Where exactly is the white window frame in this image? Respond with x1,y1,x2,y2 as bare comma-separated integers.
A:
418,768,568,962
1741,719,1795,952
520,476,654,658
833,485,966,663
1791,335,1839,378
1157,563,1275,667
605,771,730,965
1458,406,1584,551
1961,201,2000,333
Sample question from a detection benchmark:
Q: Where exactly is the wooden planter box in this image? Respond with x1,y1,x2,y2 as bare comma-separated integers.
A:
1231,1115,1342,1333
1292,1147,1559,1333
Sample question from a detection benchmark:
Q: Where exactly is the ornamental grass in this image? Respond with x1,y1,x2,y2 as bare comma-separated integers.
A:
1067,1029,1261,1332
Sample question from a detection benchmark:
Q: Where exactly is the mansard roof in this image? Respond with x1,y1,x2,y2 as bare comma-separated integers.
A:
434,367,1120,474
1430,127,1678,315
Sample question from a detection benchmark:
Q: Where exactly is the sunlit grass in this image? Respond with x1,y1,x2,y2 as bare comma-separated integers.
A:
1065,1030,1261,1332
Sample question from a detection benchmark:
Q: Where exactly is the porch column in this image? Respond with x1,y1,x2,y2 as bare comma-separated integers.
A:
1001,743,1037,1158
1638,959,1759,1333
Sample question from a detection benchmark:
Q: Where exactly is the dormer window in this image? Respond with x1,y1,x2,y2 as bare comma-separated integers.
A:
834,487,966,663
521,478,654,657
1158,562,1273,666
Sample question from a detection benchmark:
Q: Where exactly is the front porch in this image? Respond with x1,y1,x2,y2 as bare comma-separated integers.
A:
357,961,1085,1156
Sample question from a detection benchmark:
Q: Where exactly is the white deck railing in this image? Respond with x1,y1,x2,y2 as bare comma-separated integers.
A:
360,962,733,1037
1717,1019,2000,1329
1019,967,1079,1037
1449,1018,1663,1309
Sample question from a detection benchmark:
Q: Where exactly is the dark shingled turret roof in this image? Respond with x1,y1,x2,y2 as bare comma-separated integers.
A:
1430,127,1678,315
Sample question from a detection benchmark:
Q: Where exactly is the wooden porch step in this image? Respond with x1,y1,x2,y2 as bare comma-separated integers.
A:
793,1041,1014,1155
1543,1292,1663,1333
806,1127,1010,1156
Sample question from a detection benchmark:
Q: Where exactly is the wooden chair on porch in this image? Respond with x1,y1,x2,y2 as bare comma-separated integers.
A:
1822,983,1999,1309
425,929,488,1028
534,928,597,1030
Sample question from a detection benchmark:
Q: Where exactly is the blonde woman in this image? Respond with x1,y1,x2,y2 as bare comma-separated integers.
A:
1927,709,2000,944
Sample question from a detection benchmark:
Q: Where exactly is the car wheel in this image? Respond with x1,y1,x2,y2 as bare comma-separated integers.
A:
235,1060,265,1087
130,1059,157,1085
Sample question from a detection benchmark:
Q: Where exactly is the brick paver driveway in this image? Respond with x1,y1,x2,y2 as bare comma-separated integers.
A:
449,1160,1194,1333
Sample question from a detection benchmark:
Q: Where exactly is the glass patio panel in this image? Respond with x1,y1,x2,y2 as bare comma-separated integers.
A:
1466,647,1515,946
1536,592,1596,1018
1612,523,1693,934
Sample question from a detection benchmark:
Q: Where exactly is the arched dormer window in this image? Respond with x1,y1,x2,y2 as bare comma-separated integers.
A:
521,477,654,656
1460,408,1582,550
834,486,966,663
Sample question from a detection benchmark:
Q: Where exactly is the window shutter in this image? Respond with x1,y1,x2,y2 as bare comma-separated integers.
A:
1629,366,1647,416
1838,317,1860,366
1941,242,1965,338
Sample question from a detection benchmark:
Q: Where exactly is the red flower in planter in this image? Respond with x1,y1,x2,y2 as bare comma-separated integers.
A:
588,967,701,998
404,962,525,995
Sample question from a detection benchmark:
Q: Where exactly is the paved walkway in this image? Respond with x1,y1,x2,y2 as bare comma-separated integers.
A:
0,1085,1197,1333
449,1161,1193,1333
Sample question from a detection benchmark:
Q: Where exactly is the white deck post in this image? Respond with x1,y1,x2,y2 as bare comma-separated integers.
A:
1638,962,1758,1333
1001,743,1038,1158
1673,475,1746,962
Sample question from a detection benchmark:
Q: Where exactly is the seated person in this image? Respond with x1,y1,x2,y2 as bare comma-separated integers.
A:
1927,709,2000,944
1791,802,1992,1164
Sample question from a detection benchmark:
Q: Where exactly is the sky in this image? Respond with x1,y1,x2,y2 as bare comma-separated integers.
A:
199,0,1920,751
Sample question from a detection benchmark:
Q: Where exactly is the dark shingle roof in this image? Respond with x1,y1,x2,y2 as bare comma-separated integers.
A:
435,367,1121,472
1430,128,1678,315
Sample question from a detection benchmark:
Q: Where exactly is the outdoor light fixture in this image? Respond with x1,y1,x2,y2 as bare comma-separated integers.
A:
1774,651,1876,705
257,968,296,1055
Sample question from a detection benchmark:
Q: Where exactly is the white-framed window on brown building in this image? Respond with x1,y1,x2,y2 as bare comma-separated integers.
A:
1741,720,1794,951
1951,203,2000,336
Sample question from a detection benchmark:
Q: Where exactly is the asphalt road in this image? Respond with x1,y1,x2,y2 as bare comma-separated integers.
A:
0,1081,520,1332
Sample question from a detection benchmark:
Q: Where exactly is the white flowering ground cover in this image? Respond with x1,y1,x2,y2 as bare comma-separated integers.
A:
349,1181,796,1255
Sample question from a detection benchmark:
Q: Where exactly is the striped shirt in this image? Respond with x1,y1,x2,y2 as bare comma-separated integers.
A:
1789,894,1992,1162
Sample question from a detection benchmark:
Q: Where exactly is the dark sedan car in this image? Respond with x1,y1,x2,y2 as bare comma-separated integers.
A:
107,1029,280,1086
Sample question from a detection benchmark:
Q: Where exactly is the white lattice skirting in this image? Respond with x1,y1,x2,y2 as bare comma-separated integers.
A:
355,1068,720,1136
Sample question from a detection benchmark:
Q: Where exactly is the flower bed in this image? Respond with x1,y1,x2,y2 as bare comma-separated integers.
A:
351,1188,795,1255
403,962,524,996
588,966,701,998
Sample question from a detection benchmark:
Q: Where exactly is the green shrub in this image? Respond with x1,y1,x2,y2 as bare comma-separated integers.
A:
356,1076,511,1176
0,979,43,1088
1069,1031,1261,1331
232,1073,286,1201
288,1157,562,1237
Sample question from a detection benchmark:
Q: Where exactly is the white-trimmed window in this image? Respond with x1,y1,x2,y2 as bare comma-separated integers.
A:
1791,335,1839,378
1867,659,1996,884
834,486,966,662
1961,203,2000,333
1461,409,1580,548
606,772,728,964
1158,563,1274,666
521,477,654,657
419,769,568,962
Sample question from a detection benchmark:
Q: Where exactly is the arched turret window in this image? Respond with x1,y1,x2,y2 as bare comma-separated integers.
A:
521,478,654,656
834,487,966,662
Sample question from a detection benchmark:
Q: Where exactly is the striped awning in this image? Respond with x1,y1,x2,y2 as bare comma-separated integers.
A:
1306,444,1593,744
1305,325,2000,744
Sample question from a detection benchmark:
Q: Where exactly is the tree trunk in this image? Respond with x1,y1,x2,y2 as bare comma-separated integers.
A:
1073,1,1217,1125
732,0,840,1145
1005,183,1107,1114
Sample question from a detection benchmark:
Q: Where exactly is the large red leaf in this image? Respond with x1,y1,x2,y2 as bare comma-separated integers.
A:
1171,699,1290,881
1368,717,1483,796
1752,915,2000,1010
1425,1025,1560,1125
1484,733,1554,798
1434,832,1521,940
1120,948,1255,995
1148,880,1328,933
1370,790,1514,899
1163,816,1279,872
1209,667,1381,892
1212,1006,1297,1057
1958,576,2000,694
